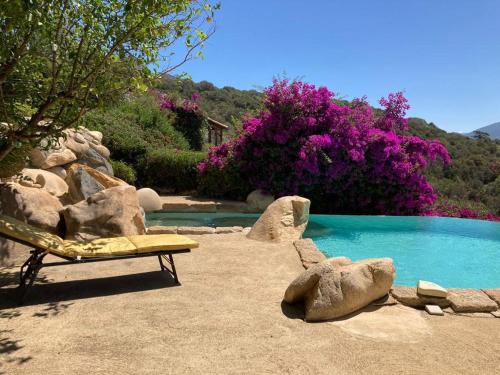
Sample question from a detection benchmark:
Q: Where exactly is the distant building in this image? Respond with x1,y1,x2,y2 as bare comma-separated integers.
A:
206,117,228,146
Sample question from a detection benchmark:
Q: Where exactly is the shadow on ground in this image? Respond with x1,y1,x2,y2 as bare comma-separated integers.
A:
0,270,179,309
0,329,32,374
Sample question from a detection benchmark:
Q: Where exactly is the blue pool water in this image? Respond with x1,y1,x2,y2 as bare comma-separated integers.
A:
146,213,500,288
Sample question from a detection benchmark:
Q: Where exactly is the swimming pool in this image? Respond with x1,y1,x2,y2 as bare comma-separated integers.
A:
146,213,500,288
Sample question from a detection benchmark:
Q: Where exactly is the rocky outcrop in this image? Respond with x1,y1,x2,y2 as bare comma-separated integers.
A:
62,185,146,241
293,238,326,269
66,165,106,202
30,147,77,169
0,182,63,234
77,147,113,175
137,188,162,212
65,163,126,203
28,127,113,176
247,196,310,242
246,190,274,212
284,257,395,321
19,168,68,197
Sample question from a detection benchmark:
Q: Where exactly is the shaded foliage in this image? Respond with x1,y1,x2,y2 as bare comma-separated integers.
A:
137,149,205,193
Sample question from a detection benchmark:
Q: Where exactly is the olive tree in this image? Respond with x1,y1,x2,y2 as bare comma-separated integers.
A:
0,0,218,168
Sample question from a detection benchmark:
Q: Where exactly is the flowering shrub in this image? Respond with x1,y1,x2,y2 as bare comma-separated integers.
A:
157,91,205,150
198,79,452,215
426,201,500,222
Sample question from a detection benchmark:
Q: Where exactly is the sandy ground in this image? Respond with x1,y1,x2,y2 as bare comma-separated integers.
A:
1,233,499,375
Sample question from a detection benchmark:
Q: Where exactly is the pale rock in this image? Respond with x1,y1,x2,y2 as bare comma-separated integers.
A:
246,189,275,212
284,257,395,321
0,182,63,233
88,130,103,143
137,188,162,212
20,168,68,197
247,196,310,242
30,147,77,169
63,129,90,156
425,305,444,316
46,166,67,179
89,143,111,159
417,280,447,298
62,185,146,241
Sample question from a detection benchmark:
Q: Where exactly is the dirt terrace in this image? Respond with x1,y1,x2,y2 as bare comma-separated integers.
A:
1,233,499,374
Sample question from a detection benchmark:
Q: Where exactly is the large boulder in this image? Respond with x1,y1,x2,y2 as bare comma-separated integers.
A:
78,147,113,176
0,182,63,233
30,147,77,169
247,196,310,242
246,190,274,212
284,257,396,321
62,185,146,241
62,128,91,157
66,165,106,202
20,168,68,197
66,163,126,202
137,188,162,212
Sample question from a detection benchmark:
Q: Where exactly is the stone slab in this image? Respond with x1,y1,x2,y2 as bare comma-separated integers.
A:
491,311,500,318
177,226,216,235
215,226,243,234
391,286,451,308
481,289,500,306
417,280,447,298
425,305,444,316
448,289,498,313
293,238,326,269
147,226,178,234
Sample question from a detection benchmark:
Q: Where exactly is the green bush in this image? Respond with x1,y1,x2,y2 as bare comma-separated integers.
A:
197,161,251,200
171,108,206,151
137,149,205,193
110,160,137,185
80,94,190,166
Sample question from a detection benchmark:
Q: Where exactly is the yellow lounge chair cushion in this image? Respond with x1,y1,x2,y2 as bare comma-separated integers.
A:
0,214,198,258
0,215,65,254
128,234,199,253
62,237,138,257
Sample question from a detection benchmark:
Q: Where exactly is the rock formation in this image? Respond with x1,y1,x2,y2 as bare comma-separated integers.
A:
247,196,310,242
0,182,63,234
62,185,146,241
284,257,395,321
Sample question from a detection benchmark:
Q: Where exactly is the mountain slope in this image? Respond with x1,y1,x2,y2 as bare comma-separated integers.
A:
468,122,500,139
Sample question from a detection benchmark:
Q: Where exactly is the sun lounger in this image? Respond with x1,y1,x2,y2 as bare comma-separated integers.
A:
0,215,198,303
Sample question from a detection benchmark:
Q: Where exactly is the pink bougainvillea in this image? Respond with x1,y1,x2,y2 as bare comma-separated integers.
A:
199,79,452,215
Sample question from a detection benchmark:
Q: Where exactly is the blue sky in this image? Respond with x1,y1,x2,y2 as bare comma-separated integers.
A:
166,0,500,133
